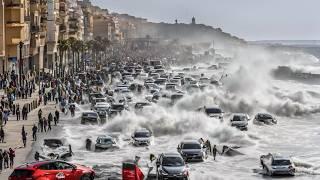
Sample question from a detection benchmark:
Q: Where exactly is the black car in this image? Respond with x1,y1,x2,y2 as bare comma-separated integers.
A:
156,153,189,180
177,140,207,162
81,112,100,125
254,113,277,125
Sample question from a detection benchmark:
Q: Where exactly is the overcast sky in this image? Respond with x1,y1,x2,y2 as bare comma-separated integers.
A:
91,0,320,41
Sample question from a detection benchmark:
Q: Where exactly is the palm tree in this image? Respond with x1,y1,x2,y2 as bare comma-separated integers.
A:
58,39,70,77
68,37,77,75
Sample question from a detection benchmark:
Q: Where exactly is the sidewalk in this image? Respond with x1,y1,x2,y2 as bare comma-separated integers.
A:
0,88,57,178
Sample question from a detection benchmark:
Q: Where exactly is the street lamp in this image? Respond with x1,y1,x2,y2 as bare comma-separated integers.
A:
19,41,24,86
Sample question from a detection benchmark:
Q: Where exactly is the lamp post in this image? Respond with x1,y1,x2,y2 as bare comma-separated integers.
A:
19,41,24,87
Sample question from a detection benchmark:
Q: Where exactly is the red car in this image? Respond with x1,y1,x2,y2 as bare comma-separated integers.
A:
9,160,95,180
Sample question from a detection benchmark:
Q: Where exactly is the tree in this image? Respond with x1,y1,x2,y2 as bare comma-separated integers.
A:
57,40,70,77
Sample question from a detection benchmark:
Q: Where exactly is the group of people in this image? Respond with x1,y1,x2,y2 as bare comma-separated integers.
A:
35,109,60,135
0,148,15,173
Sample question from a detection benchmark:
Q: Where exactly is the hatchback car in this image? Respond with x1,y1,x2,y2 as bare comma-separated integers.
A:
156,153,189,180
9,160,95,180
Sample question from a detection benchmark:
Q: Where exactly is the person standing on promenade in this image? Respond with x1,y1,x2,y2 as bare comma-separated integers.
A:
22,105,28,120
3,150,8,169
3,111,7,125
38,109,42,120
43,117,47,132
39,118,43,133
32,124,37,141
48,116,52,131
55,109,59,123
8,148,15,169
15,105,20,121
21,126,27,147
0,127,4,143
0,149,3,172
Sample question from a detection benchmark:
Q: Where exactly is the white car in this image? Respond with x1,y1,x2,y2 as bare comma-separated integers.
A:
230,113,250,131
260,153,296,176
132,129,152,146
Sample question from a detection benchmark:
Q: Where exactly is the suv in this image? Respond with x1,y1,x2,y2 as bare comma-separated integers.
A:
230,113,250,131
198,106,224,120
132,129,152,146
81,111,100,125
177,140,207,162
9,160,95,180
254,113,277,125
156,153,189,180
95,135,118,150
260,153,295,176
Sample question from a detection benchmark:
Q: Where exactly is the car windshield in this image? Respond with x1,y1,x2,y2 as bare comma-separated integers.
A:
99,138,113,144
272,159,291,166
205,108,222,114
162,156,184,166
232,115,245,121
135,132,150,138
259,114,272,119
182,143,201,149
111,105,124,110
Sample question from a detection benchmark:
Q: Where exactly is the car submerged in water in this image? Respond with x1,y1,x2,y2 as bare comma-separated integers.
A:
156,153,189,180
9,160,95,180
230,113,250,131
132,129,152,146
81,111,100,125
177,140,207,162
95,135,118,151
254,113,277,125
260,153,296,176
197,106,224,120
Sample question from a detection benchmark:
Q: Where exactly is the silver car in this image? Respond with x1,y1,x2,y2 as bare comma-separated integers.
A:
260,153,296,176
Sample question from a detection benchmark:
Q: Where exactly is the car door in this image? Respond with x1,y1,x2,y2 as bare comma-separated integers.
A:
37,162,62,179
54,161,75,180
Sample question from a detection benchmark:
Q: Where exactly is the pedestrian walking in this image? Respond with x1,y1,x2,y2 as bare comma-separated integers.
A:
38,109,42,120
3,151,8,169
213,144,217,160
39,118,43,133
22,105,28,120
0,127,4,143
8,148,14,169
54,116,57,126
15,105,20,121
43,117,47,132
0,149,3,172
32,124,37,141
55,109,59,123
22,126,27,148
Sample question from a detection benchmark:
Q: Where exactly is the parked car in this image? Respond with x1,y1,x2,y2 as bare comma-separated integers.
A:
156,153,189,180
9,160,95,180
132,129,152,146
260,153,295,176
177,140,207,162
254,113,277,125
230,113,250,131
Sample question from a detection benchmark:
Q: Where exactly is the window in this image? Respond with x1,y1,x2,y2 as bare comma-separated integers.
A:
39,162,58,170
55,162,74,170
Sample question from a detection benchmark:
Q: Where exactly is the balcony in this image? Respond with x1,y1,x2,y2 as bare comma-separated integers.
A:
8,38,22,45
6,0,23,8
6,21,26,28
30,0,40,4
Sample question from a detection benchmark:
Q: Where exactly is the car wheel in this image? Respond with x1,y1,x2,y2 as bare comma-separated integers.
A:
81,174,92,180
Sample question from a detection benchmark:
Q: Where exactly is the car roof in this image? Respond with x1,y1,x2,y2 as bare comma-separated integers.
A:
135,128,150,133
181,140,200,144
15,160,69,169
97,135,113,139
162,153,181,157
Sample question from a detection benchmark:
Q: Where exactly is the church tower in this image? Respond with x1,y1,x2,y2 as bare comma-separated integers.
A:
192,17,196,25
